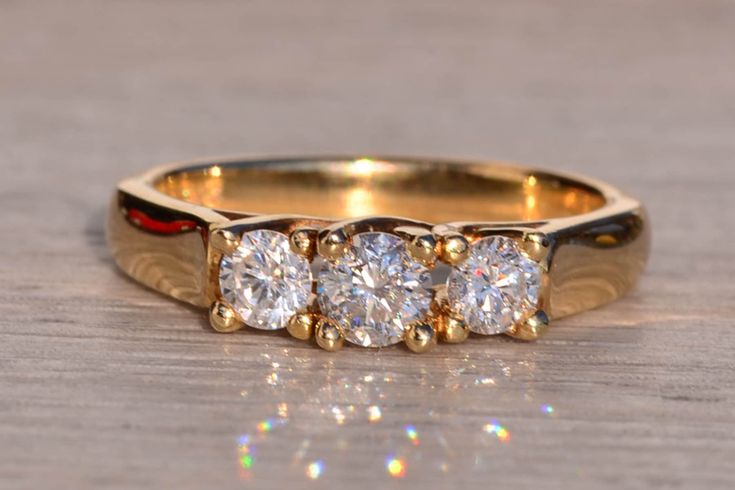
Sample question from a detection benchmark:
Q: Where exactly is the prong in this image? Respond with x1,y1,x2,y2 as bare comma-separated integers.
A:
506,310,550,341
521,232,551,263
439,233,470,265
317,229,350,261
210,229,240,255
395,226,438,267
436,314,470,344
314,317,345,352
209,300,244,333
286,312,315,340
289,227,318,260
404,320,438,353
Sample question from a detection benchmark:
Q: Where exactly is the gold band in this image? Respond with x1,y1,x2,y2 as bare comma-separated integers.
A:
107,156,649,350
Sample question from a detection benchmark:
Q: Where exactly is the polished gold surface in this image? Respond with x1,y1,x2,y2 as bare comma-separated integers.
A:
438,233,471,266
209,300,243,333
396,226,440,268
289,228,318,260
506,310,550,341
520,231,551,264
152,159,607,223
107,156,650,344
314,318,345,352
436,316,470,344
210,229,240,255
404,321,438,353
317,229,351,261
286,312,316,341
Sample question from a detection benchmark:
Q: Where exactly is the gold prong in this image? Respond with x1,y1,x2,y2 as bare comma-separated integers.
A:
286,312,315,340
317,229,350,261
210,229,240,255
315,317,345,352
396,226,438,267
439,233,470,265
404,320,438,353
521,232,550,263
209,300,244,333
506,310,549,341
289,227,318,260
436,315,470,344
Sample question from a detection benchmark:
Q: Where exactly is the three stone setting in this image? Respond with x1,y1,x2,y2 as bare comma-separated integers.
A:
211,222,548,351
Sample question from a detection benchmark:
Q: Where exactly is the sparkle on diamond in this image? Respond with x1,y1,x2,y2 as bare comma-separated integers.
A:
447,236,541,335
219,229,312,330
317,232,432,347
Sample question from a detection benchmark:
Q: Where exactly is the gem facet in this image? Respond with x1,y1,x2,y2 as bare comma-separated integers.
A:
317,232,432,347
218,229,312,330
446,236,541,334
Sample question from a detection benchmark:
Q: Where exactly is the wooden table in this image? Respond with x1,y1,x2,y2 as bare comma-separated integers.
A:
1,1,733,488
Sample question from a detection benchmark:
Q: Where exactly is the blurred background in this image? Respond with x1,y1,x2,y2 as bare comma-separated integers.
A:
1,1,733,489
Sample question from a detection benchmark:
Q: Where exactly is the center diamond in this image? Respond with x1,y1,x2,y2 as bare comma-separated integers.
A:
219,229,312,330
447,235,541,335
317,232,432,347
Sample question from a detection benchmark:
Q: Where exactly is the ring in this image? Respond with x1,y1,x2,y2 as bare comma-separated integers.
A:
107,156,649,353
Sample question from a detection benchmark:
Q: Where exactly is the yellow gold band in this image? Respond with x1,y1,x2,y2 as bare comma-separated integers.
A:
107,156,649,351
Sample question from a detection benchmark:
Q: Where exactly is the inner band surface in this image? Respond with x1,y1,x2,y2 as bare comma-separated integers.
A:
153,158,606,223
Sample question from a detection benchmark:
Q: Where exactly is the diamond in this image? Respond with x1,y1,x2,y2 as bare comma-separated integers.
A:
218,229,312,330
317,232,432,347
446,236,541,335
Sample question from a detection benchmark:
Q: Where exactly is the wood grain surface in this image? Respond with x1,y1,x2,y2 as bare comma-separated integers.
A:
1,1,734,489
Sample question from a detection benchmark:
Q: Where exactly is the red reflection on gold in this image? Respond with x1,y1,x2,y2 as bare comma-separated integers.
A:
125,208,197,234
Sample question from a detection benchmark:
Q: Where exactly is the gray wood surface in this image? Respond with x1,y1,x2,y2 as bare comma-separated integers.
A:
1,1,734,489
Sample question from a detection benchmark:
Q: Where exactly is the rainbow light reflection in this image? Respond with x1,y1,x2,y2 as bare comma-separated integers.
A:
306,460,324,480
240,454,253,469
386,456,406,478
257,419,274,433
404,425,420,445
237,435,254,479
483,420,511,442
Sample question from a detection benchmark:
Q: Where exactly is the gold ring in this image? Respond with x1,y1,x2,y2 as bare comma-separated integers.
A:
107,156,649,353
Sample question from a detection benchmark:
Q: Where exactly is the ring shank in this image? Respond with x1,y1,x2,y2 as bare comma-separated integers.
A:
153,158,607,223
107,157,649,319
